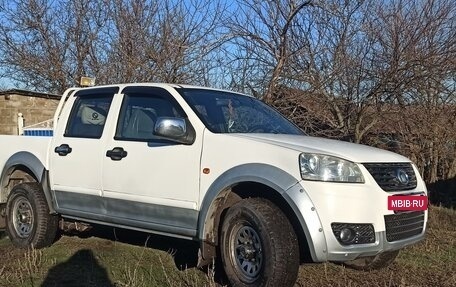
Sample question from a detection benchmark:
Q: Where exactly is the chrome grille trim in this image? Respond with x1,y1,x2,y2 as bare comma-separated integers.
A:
363,163,417,191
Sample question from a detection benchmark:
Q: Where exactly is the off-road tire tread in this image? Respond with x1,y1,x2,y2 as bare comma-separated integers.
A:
6,183,58,249
221,198,299,287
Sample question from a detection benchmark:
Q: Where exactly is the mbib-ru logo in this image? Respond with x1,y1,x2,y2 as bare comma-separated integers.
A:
388,196,428,211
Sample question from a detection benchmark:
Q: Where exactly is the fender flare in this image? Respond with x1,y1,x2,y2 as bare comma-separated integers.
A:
197,163,326,262
198,163,299,239
0,151,56,213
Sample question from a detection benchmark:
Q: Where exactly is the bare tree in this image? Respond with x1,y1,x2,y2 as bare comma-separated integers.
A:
0,0,226,93
368,0,456,183
0,0,69,92
0,0,110,93
225,0,311,100
268,0,454,149
101,0,227,85
0,0,454,184
272,0,387,142
226,0,455,183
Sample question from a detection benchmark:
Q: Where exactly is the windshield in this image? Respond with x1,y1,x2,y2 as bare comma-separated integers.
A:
178,88,303,135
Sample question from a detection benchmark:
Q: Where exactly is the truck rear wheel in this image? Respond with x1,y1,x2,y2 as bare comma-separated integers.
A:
343,250,399,271
220,198,299,287
6,183,58,249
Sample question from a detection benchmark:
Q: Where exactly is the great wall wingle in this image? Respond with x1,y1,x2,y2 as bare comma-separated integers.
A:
0,83,428,286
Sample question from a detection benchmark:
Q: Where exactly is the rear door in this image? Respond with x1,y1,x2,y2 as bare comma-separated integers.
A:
49,87,118,217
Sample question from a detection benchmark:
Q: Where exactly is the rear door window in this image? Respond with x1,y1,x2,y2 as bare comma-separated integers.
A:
65,88,117,138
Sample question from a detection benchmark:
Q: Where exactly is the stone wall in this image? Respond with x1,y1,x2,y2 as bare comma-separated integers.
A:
0,94,59,135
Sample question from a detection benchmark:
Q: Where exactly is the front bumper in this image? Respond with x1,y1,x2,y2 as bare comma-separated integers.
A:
283,166,428,263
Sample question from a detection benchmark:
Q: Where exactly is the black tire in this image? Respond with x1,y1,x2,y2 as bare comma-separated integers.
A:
343,250,399,271
5,183,58,249
220,198,299,287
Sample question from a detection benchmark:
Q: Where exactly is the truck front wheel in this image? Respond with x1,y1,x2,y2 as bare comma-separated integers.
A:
6,183,58,249
220,198,299,287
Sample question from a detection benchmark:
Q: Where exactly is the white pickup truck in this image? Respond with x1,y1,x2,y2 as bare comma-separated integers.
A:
0,83,427,286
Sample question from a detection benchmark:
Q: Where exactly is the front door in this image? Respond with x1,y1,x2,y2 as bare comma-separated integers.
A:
102,86,201,237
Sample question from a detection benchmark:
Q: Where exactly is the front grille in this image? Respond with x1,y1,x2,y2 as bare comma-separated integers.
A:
384,211,425,242
363,163,417,191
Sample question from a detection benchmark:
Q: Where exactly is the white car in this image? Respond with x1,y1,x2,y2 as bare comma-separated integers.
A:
0,83,428,286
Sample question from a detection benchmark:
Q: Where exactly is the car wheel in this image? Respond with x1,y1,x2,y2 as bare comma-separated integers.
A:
6,183,58,249
220,198,299,287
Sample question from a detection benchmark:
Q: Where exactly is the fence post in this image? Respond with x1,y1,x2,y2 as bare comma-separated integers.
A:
17,113,24,135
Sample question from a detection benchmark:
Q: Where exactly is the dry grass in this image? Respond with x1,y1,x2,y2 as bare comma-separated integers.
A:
295,206,456,287
0,206,454,287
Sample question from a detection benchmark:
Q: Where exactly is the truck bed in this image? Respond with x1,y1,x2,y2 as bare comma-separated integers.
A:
0,135,52,174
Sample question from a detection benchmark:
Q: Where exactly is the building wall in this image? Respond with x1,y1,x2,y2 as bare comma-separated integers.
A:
0,94,59,135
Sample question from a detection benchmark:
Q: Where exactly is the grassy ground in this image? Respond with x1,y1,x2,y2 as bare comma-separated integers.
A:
0,206,455,287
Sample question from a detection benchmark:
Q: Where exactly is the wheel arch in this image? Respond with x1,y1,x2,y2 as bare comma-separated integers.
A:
197,163,313,265
0,152,55,213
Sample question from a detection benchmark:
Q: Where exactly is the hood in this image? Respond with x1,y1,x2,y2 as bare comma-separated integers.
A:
229,134,410,163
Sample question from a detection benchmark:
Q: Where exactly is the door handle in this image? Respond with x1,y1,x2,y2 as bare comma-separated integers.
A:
54,144,72,156
106,147,128,161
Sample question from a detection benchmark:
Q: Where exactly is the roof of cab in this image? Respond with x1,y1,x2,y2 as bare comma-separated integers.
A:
65,83,249,97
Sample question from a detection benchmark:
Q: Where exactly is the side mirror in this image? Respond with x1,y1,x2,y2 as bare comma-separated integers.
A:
154,117,195,145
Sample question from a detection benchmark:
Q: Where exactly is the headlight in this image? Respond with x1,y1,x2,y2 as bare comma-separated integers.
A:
299,153,364,183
